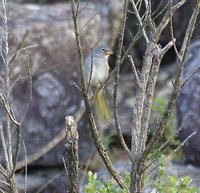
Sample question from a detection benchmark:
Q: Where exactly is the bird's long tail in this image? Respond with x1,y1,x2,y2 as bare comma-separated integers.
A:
95,89,111,126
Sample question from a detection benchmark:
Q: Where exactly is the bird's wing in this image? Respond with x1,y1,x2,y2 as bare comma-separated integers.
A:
84,55,96,85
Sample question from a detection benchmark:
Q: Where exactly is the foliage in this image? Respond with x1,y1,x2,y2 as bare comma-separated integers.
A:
85,166,198,193
85,171,118,193
152,97,180,147
102,131,117,150
85,171,130,193
152,161,198,193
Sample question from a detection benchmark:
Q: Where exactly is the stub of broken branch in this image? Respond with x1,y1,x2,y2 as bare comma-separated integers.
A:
65,116,79,193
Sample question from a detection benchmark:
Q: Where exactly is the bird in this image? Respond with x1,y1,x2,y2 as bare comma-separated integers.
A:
84,46,113,126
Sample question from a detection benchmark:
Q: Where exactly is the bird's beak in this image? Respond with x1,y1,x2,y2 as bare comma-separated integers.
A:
105,49,113,55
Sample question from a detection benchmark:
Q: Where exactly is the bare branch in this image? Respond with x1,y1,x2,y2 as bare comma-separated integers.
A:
168,131,197,159
113,0,132,162
140,41,173,151
65,116,79,193
144,0,200,158
0,124,10,173
8,45,38,66
169,0,180,59
0,91,20,126
180,64,200,89
128,55,140,86
8,31,29,71
155,0,187,40
130,0,149,43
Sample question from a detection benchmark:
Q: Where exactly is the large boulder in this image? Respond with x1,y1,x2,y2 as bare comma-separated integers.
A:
0,1,125,169
0,2,104,167
176,40,200,166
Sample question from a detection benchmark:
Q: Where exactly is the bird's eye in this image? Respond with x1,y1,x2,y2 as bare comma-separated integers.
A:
101,48,105,52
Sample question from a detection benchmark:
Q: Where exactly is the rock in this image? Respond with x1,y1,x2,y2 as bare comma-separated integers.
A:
107,75,136,136
176,40,200,166
0,1,129,168
16,169,69,193
97,160,131,182
95,0,123,47
13,0,66,3
165,162,200,189
0,2,106,167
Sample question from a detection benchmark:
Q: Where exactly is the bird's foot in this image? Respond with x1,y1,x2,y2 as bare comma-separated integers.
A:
99,82,105,89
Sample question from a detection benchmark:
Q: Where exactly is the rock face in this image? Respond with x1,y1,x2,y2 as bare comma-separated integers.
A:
176,40,200,166
0,1,125,170
0,2,105,167
0,2,125,192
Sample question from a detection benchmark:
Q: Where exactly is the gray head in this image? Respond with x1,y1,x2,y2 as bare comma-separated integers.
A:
92,46,113,57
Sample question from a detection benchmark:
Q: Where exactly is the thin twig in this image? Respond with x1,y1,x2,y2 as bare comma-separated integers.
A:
146,131,196,177
180,63,200,89
19,45,33,124
22,139,27,193
0,91,20,126
113,0,132,162
130,0,149,43
169,0,180,59
167,131,196,159
0,124,10,173
8,45,38,66
128,55,140,86
0,165,7,180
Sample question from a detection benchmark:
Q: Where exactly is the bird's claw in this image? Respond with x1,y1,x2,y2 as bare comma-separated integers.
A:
99,82,105,89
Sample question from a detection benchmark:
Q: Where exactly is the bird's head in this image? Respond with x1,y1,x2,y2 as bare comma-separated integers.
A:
93,46,113,58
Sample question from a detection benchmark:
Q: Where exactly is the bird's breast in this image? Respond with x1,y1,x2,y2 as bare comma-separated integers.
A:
85,56,109,87
93,59,109,85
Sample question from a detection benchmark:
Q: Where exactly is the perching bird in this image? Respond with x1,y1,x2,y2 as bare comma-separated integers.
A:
84,46,113,125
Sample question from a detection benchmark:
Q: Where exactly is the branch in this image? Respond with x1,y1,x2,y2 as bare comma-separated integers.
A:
0,124,10,173
129,0,149,43
140,41,173,151
70,0,129,191
65,116,79,193
167,131,196,159
144,1,200,157
155,0,188,40
128,55,140,86
113,0,132,162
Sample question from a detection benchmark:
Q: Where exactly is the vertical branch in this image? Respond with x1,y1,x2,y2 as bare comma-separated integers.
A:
144,0,200,157
129,1,193,192
130,40,155,193
131,40,155,157
70,0,87,91
13,46,32,174
0,124,10,172
113,0,131,160
70,1,129,191
2,0,13,174
140,41,173,151
0,1,32,192
65,116,79,193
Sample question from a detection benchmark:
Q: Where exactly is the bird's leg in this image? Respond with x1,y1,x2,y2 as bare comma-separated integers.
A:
99,82,105,90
